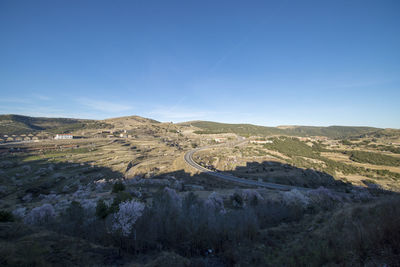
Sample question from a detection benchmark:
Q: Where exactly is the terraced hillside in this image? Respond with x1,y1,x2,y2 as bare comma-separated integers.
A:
1,115,400,266
1,115,387,140
194,136,400,191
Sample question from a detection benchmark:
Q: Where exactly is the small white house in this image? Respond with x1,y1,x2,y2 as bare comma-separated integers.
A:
55,134,73,140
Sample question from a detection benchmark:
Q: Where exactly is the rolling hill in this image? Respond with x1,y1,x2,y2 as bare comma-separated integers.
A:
0,114,112,135
0,114,391,139
185,121,381,139
183,121,284,136
283,125,380,138
0,114,164,136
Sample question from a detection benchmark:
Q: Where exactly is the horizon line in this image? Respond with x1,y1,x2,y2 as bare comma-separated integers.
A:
1,113,399,130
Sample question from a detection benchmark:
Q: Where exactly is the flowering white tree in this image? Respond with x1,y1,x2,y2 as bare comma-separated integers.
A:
112,200,145,237
308,186,342,202
350,187,372,202
24,203,56,225
241,189,264,202
12,207,26,219
164,187,182,207
282,189,310,207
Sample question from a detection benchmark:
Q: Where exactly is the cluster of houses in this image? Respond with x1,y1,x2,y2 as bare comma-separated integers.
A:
0,133,77,143
91,129,133,139
0,129,135,143
211,137,275,144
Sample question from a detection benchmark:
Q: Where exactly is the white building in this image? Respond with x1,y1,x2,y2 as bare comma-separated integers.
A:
250,140,273,144
55,134,73,140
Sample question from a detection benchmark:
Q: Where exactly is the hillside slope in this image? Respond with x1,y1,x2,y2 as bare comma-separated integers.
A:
186,121,381,138
184,121,284,136
0,114,389,139
0,114,110,135
0,114,163,136
103,115,159,127
284,125,380,138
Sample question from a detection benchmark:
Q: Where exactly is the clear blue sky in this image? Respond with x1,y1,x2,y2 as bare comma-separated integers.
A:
1,0,399,128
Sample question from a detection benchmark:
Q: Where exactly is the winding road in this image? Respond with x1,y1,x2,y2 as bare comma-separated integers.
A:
184,139,309,191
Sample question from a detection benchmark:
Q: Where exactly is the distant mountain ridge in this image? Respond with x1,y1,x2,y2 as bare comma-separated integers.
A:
0,114,396,139
283,125,380,138
185,121,383,139
182,121,283,136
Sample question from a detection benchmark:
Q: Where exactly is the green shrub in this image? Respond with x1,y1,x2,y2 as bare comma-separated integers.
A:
340,139,353,146
66,201,84,219
112,181,125,193
378,145,400,154
264,137,320,159
95,199,109,219
230,192,244,208
61,201,85,235
109,191,132,213
346,150,400,166
0,210,14,222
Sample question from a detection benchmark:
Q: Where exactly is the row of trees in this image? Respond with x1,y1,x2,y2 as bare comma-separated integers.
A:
15,187,336,262
8,185,384,265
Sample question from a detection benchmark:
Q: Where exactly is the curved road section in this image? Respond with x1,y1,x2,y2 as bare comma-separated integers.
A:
184,144,309,191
